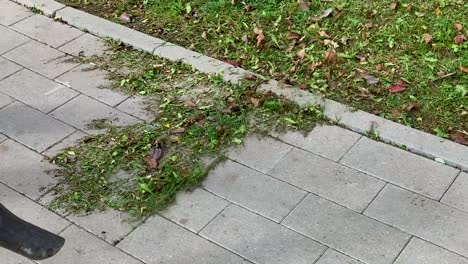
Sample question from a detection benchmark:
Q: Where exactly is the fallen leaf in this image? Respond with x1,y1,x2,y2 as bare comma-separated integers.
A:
324,51,336,64
119,13,131,23
454,35,466,45
297,48,306,59
437,71,446,77
224,60,241,67
389,2,398,10
406,4,412,12
172,127,186,134
254,27,265,46
185,100,196,107
375,64,383,71
286,31,301,40
149,144,163,160
250,97,261,107
231,0,236,4
452,133,468,145
435,7,441,16
319,31,331,38
320,8,334,18
298,0,310,11
402,102,421,112
388,82,406,93
460,66,468,73
423,33,432,44
361,73,379,85
201,31,207,39
454,23,463,31
391,109,401,118
143,156,158,170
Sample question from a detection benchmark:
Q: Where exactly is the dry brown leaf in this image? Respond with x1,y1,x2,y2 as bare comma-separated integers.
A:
298,0,310,11
375,64,383,71
406,4,412,12
286,32,301,40
185,100,196,107
389,2,398,10
254,27,265,46
143,156,158,170
297,48,306,59
454,23,463,31
423,34,432,44
319,31,331,38
201,31,207,39
324,51,337,64
460,66,468,73
250,97,261,107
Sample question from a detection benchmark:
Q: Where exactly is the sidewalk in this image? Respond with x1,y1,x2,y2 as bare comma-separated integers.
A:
1,1,468,263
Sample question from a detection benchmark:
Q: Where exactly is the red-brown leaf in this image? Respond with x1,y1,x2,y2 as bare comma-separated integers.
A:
224,60,241,67
460,66,468,73
423,34,432,44
388,82,406,93
454,35,466,45
143,156,158,170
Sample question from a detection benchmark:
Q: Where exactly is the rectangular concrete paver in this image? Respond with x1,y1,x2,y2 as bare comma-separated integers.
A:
0,56,22,80
316,249,363,264
441,172,468,212
0,0,32,26
42,130,87,158
0,183,69,233
269,148,385,212
40,225,143,264
204,160,306,222
118,215,247,264
116,96,155,122
227,135,292,173
275,125,361,161
365,184,468,258
11,14,83,48
0,139,59,199
160,188,229,233
394,237,468,264
0,102,76,152
58,33,109,57
200,204,326,264
0,69,79,113
341,137,459,200
50,95,141,133
67,209,142,245
0,92,13,108
3,40,78,79
57,64,128,106
283,194,410,264
14,0,65,17
0,25,29,54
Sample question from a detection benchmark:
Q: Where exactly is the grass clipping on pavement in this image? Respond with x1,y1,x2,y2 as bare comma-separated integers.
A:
50,44,323,217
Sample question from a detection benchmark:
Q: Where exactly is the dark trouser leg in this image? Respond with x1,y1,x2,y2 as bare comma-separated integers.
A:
0,203,65,260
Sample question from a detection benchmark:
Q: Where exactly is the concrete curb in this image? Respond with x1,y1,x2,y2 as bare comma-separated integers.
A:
11,0,468,172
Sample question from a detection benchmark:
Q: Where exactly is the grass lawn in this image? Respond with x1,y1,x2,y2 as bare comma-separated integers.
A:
60,0,467,143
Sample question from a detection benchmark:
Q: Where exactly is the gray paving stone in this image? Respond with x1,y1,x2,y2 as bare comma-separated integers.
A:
0,92,13,108
204,160,306,222
13,0,65,17
0,69,79,113
316,249,363,264
0,248,35,264
275,125,361,161
59,33,109,57
340,137,459,200
0,133,6,142
365,184,468,258
0,25,29,54
394,237,468,264
0,183,69,234
12,14,83,48
3,40,78,79
42,130,87,157
441,172,468,212
116,96,155,121
0,56,22,80
0,102,75,151
228,135,292,173
323,98,468,171
56,7,164,53
0,0,32,26
161,188,229,233
57,64,128,106
38,187,70,217
0,139,59,199
50,95,141,134
269,148,385,212
200,204,326,264
67,209,142,245
118,215,246,264
258,79,324,108
40,225,143,264
283,194,410,264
